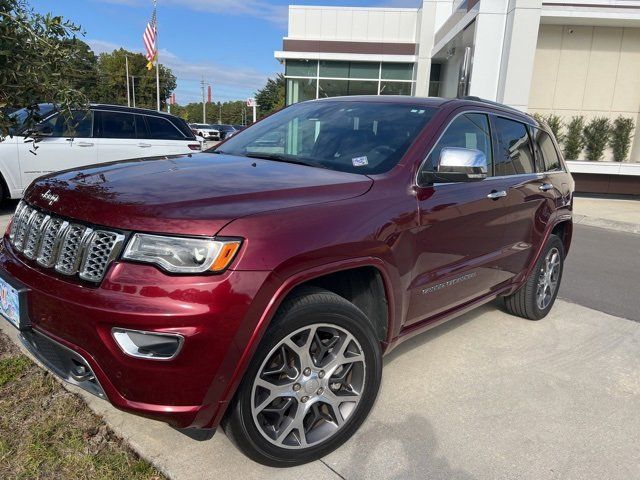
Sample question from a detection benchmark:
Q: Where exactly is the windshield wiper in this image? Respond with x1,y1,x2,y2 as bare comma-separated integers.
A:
242,152,327,169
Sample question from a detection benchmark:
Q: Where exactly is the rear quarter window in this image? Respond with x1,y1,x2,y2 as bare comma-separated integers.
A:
536,129,563,172
146,116,185,140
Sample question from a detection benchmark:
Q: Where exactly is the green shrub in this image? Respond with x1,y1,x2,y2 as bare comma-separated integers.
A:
563,116,585,160
582,117,611,161
609,116,635,162
541,114,564,143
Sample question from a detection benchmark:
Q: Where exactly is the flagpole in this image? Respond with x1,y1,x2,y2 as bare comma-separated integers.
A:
125,55,131,107
155,0,160,111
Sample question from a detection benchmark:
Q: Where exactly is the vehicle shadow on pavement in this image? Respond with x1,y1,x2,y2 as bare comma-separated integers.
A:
336,413,476,480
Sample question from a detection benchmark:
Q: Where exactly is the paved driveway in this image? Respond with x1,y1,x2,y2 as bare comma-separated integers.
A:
3,298,638,480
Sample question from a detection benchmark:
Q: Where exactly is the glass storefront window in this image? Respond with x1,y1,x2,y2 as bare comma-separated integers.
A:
381,63,414,81
286,78,317,104
319,80,378,98
285,59,317,77
319,61,379,79
319,61,349,78
348,62,379,79
379,82,413,96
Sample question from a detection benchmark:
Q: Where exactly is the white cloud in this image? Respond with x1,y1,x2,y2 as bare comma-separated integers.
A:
86,39,274,103
96,0,288,27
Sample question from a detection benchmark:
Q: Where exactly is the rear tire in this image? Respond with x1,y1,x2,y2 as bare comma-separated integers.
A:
222,287,382,467
503,234,564,320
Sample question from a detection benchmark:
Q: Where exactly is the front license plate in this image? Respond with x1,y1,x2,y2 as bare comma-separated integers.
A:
0,276,21,328
0,272,28,330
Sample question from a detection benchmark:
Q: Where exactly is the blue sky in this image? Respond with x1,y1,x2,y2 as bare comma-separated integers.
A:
30,0,420,105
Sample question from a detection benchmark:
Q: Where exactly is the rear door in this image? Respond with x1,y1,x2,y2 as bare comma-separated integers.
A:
409,111,512,325
17,110,96,190
490,115,546,278
144,115,193,156
95,110,146,162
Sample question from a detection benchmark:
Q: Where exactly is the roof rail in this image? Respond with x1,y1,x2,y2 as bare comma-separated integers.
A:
460,96,529,116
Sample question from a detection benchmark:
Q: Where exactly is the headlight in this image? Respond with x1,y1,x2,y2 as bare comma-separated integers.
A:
122,233,241,273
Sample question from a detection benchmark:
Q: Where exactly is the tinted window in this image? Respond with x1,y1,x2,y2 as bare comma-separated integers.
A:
217,101,437,175
100,111,137,138
44,111,92,138
493,117,535,176
537,130,563,172
422,113,492,176
146,116,184,140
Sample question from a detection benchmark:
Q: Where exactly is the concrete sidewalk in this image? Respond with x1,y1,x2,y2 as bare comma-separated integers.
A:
2,299,639,480
573,195,640,234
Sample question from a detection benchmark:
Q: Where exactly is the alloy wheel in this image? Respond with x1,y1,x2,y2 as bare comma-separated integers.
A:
251,323,366,449
536,247,561,310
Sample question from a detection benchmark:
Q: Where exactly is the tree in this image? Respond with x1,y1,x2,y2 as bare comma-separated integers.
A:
563,116,585,160
255,73,285,119
582,117,611,161
609,116,635,162
0,0,92,134
95,49,176,110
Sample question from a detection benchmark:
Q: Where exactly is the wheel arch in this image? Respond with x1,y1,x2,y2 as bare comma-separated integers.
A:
209,257,396,428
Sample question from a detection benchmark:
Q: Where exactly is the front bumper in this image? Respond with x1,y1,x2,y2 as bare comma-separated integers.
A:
0,239,270,428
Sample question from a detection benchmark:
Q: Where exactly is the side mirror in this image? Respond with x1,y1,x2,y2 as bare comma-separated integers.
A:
421,147,488,184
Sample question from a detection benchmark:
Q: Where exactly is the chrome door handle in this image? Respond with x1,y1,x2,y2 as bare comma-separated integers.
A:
487,190,507,200
138,143,152,148
76,142,94,147
539,183,554,191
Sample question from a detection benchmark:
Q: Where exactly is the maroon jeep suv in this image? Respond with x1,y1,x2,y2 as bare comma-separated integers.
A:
0,96,573,466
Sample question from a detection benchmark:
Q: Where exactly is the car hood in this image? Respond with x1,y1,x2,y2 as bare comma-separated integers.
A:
24,153,373,236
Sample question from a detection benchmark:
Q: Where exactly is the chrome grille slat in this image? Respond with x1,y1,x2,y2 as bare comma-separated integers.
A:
9,201,26,241
79,231,125,282
36,219,67,268
9,202,123,283
55,224,93,276
23,212,49,259
14,207,36,251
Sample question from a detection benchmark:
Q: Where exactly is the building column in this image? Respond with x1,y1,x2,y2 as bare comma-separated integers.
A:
468,0,541,111
496,0,543,110
415,0,455,97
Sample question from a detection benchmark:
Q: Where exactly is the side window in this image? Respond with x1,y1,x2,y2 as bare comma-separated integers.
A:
422,113,493,177
46,111,92,138
100,111,137,139
135,115,149,139
493,117,535,176
537,130,563,172
146,116,184,140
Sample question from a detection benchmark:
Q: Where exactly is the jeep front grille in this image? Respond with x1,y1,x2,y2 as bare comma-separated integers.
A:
8,201,124,283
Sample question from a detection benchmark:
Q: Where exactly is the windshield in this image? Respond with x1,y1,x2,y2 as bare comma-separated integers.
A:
215,100,437,175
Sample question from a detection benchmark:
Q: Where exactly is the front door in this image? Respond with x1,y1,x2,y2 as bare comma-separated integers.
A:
407,111,512,326
17,111,96,191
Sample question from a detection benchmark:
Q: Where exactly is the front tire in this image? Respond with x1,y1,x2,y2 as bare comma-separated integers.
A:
223,287,382,467
503,234,565,320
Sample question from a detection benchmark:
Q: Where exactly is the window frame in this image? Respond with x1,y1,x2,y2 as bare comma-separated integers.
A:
416,109,495,187
489,114,538,177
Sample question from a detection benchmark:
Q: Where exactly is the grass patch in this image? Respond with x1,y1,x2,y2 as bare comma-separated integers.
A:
0,331,166,480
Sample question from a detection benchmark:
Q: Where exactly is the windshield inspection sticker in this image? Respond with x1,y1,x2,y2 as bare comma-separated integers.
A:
352,156,369,167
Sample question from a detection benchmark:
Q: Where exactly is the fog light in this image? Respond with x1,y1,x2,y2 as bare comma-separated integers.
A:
112,328,184,360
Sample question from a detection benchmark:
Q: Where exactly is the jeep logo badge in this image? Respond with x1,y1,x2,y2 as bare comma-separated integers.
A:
41,189,59,206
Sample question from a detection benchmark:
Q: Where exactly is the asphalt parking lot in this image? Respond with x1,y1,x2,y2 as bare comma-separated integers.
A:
0,198,639,479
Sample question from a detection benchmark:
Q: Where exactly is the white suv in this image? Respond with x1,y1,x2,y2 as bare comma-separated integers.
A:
0,105,201,199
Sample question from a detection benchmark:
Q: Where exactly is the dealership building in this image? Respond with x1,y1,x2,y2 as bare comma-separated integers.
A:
275,0,640,192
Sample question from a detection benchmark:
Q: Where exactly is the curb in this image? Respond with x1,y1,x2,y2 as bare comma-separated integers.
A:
574,214,640,235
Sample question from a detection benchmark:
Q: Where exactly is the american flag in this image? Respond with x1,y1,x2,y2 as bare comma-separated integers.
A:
143,3,157,69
